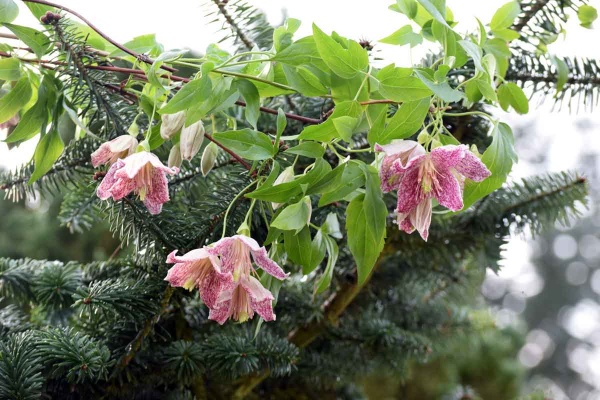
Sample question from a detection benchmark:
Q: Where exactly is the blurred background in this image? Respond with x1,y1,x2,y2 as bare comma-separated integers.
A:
1,1,599,398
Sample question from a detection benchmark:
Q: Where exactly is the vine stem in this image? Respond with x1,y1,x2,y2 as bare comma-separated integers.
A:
20,0,177,73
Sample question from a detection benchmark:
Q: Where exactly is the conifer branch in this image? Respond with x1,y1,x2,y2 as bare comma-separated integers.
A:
513,0,551,33
209,0,256,51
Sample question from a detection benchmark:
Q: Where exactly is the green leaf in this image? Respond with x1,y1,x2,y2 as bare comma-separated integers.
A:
318,161,365,206
550,56,569,94
416,0,451,29
29,129,64,184
0,0,18,23
236,80,260,130
282,65,329,96
159,75,212,115
271,196,312,233
333,116,358,142
373,98,429,145
110,34,162,57
376,64,432,102
4,83,49,143
3,24,51,58
492,28,520,41
484,38,511,77
0,76,32,124
0,57,20,81
476,76,498,103
380,25,422,47
578,5,598,28
462,123,517,209
284,227,318,274
490,1,521,31
394,0,418,18
212,129,275,161
285,142,325,158
25,3,53,19
497,82,529,114
346,164,387,284
273,37,323,66
314,235,339,294
312,24,368,79
299,101,363,141
458,40,484,73
414,69,464,102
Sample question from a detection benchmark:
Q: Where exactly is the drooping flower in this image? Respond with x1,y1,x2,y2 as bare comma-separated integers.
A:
91,135,138,167
377,140,491,241
96,151,179,214
204,235,288,324
164,248,233,308
375,140,426,193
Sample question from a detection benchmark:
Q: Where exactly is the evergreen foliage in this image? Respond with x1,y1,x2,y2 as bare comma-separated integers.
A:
0,0,594,398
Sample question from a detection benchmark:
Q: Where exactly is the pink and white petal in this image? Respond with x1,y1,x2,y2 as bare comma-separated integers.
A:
454,151,491,182
108,177,136,201
199,270,228,309
164,262,196,287
250,247,288,280
433,171,464,211
144,170,170,215
375,140,425,158
397,214,415,234
205,237,237,256
412,199,432,241
241,276,274,303
96,162,120,199
167,248,210,264
395,167,425,214
107,135,137,153
91,144,112,167
430,145,467,170
233,235,261,252
250,297,275,322
208,300,232,325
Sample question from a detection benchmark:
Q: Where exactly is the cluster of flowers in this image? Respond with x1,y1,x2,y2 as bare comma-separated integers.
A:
376,139,491,241
91,129,490,323
165,235,288,324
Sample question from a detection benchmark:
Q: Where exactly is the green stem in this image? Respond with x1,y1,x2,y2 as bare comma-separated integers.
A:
221,180,259,238
216,51,273,69
212,68,296,92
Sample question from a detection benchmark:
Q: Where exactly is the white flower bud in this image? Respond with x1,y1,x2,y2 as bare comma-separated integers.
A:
201,141,219,177
271,166,295,210
160,111,186,140
168,145,182,168
180,121,205,161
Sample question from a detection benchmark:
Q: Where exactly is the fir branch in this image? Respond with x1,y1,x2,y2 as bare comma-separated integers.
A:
0,333,43,400
208,0,257,50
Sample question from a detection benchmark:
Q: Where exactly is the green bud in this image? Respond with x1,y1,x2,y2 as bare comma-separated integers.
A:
180,121,205,161
201,141,219,177
168,145,182,168
417,129,430,145
160,111,186,140
271,166,295,210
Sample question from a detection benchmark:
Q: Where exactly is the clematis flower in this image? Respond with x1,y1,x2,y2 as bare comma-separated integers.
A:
164,248,233,308
96,151,179,214
204,235,288,324
91,135,138,167
375,140,426,193
377,140,491,241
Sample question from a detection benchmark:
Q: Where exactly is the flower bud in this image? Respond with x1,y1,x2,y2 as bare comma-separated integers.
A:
180,121,205,161
160,111,186,140
201,141,219,177
168,145,182,168
91,135,138,167
271,166,295,210
417,129,429,145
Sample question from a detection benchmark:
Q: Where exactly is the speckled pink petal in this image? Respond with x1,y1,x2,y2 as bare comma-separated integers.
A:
164,261,198,287
107,176,136,201
199,270,228,309
233,235,261,251
377,141,426,193
454,150,491,182
395,166,424,214
397,214,415,234
117,152,157,179
205,237,237,273
166,248,210,264
242,276,275,322
91,145,113,167
96,162,120,200
430,145,468,170
433,171,463,211
208,298,232,325
143,169,170,215
412,199,432,241
250,247,288,280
